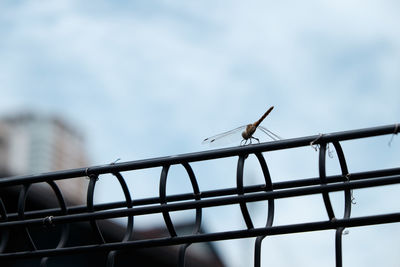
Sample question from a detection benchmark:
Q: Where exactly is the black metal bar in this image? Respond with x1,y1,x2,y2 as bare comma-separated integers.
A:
1,174,399,229
6,166,400,222
331,141,351,267
159,165,177,237
0,197,8,253
237,154,254,229
253,152,274,267
319,142,336,219
0,212,399,260
86,174,105,244
0,124,398,186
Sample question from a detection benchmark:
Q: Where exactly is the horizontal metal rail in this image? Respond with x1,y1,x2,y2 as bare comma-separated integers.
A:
0,124,397,186
1,174,399,229
0,212,399,260
5,166,400,221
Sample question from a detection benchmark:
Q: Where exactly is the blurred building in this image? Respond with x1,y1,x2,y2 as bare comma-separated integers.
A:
0,112,226,266
0,112,88,204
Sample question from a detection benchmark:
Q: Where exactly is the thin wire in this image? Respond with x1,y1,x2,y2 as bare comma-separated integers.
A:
42,216,54,228
345,174,356,205
327,143,334,158
110,158,121,165
388,124,399,147
310,134,334,157
310,133,323,151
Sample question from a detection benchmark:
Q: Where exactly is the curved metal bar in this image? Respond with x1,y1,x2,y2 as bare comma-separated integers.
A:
86,173,134,244
332,141,351,267
0,197,9,253
87,174,105,243
49,181,70,249
332,141,351,219
113,172,134,242
319,141,351,267
253,152,275,267
87,172,134,267
255,152,274,226
17,181,69,267
179,162,202,267
159,165,177,237
318,143,336,220
237,154,254,229
17,182,69,249
182,162,202,235
159,163,203,237
159,162,202,267
17,184,36,250
108,172,135,267
237,152,276,234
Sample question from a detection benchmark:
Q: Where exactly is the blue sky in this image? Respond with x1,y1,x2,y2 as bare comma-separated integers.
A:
1,1,399,266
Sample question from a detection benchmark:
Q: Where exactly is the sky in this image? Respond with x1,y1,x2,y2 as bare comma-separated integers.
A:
0,0,400,266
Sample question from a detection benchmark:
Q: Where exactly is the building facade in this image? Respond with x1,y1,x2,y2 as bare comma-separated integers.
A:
0,113,88,204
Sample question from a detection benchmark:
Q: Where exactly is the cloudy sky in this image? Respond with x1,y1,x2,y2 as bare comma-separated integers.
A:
1,1,399,266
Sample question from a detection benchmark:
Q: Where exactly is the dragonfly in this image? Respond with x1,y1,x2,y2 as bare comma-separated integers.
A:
202,106,281,146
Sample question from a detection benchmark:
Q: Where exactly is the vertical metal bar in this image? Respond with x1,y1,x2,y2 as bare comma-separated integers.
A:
178,243,190,267
106,172,134,267
87,175,106,243
335,228,344,267
18,181,69,267
332,141,351,267
237,154,254,229
254,152,275,267
0,197,8,253
318,143,336,220
179,162,203,267
159,165,177,237
106,250,117,267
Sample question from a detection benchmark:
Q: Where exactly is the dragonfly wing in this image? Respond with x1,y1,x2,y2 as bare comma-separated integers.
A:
257,126,282,141
202,125,246,145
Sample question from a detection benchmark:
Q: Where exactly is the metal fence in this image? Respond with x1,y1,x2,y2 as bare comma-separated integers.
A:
0,124,399,267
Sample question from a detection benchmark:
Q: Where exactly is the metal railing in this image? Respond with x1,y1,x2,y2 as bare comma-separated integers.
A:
0,123,399,267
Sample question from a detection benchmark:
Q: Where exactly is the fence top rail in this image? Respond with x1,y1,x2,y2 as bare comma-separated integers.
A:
0,123,398,186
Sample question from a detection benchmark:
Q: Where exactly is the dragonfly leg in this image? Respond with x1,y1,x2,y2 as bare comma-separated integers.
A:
241,138,256,146
252,137,260,143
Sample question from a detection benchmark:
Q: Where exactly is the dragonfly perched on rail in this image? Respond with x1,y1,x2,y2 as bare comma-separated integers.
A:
202,106,281,146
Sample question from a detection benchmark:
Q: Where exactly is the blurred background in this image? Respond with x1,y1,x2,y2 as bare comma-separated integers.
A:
0,0,399,266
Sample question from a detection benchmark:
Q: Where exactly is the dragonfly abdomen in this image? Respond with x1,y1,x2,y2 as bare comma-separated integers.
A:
253,106,274,128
